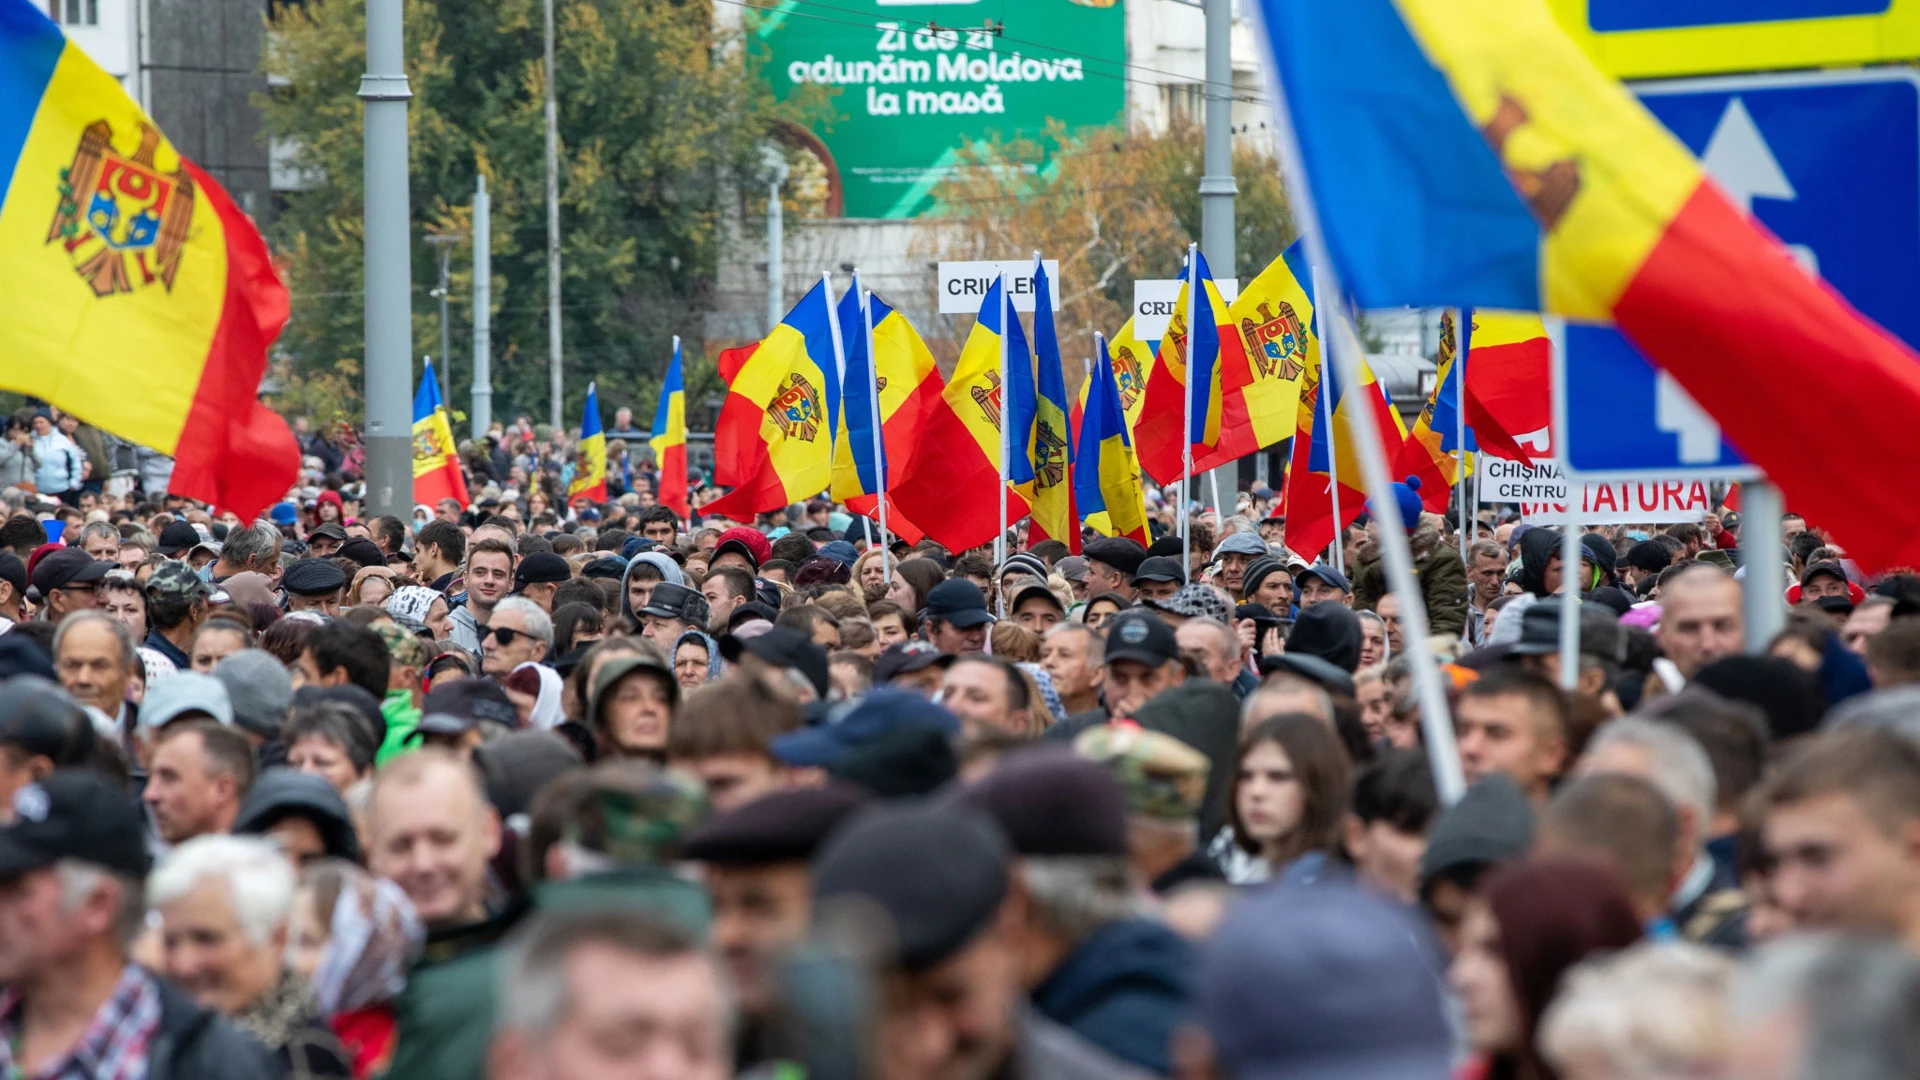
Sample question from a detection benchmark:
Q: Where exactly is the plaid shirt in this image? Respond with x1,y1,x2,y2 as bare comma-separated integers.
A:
0,964,161,1080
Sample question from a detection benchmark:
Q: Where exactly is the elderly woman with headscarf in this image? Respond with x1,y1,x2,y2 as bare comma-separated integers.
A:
348,566,397,608
287,860,424,1080
383,585,450,641
505,660,566,728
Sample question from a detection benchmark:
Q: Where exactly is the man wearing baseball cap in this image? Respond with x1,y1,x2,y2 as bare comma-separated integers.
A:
1049,611,1188,742
30,548,111,624
511,551,572,613
142,562,211,671
0,771,273,1080
923,578,994,654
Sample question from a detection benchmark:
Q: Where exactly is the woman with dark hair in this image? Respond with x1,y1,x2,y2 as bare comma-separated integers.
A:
551,602,605,658
1220,712,1353,884
883,556,945,616
1451,857,1644,1080
284,702,380,795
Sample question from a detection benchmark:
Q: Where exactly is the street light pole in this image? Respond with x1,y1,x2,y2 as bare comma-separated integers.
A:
544,0,564,430
765,151,789,333
358,0,413,520
1199,0,1240,520
426,233,461,408
472,175,492,440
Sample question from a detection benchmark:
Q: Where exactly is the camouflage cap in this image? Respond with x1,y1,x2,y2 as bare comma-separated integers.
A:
144,561,211,604
372,620,429,670
566,762,711,867
1073,722,1211,822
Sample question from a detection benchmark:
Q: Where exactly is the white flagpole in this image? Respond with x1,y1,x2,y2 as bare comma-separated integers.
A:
1315,266,1343,574
821,272,846,504
1182,243,1197,575
1259,16,1464,804
863,286,890,585
1560,477,1583,691
1454,311,1471,565
997,272,1010,567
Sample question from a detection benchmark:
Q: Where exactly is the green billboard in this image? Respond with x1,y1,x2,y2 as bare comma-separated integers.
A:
757,0,1128,219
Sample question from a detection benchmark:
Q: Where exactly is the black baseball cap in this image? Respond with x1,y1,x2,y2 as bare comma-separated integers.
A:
309,522,349,542
515,551,572,588
0,551,25,596
0,770,150,878
810,802,1009,971
872,640,955,684
924,579,994,629
721,626,831,701
1104,611,1179,668
29,549,111,595
414,679,519,737
156,520,201,557
0,677,98,765
1008,583,1064,616
1131,556,1186,585
640,581,707,623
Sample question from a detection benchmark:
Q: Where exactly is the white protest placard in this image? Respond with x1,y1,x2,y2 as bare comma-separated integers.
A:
937,260,1061,315
1131,277,1240,340
1518,480,1713,526
1479,456,1568,504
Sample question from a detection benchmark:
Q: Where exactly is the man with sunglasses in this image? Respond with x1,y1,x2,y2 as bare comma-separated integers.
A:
481,597,552,679
28,547,111,624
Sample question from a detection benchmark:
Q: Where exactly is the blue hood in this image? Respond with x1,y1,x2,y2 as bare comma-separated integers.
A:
1029,916,1194,1075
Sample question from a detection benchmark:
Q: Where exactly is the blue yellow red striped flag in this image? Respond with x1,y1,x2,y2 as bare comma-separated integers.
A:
568,381,608,505
1074,335,1149,547
1392,309,1472,513
411,359,468,510
1260,0,1920,569
829,281,926,545
1016,261,1077,552
649,337,689,520
1194,241,1316,474
947,274,1032,541
1135,247,1235,486
1284,309,1408,559
0,0,295,518
703,278,842,521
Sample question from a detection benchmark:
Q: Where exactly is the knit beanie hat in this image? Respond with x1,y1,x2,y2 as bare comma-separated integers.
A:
1367,476,1424,533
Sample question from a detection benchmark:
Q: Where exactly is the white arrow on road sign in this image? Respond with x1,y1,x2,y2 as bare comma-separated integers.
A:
1653,371,1722,465
1702,96,1817,274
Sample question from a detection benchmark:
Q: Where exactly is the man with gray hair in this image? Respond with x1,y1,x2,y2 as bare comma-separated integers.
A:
0,770,270,1079
1577,716,1749,947
482,596,552,679
957,750,1193,1075
147,834,352,1076
53,609,138,730
1175,617,1256,699
1729,934,1920,1080
488,909,734,1080
74,520,120,564
208,520,282,584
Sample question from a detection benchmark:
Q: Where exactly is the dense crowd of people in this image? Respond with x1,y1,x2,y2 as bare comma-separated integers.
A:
0,401,1917,1079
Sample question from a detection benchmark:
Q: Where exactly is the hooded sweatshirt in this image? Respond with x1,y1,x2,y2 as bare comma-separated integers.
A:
673,627,723,684
1517,526,1563,598
619,552,685,625
1031,918,1195,1076
231,768,360,862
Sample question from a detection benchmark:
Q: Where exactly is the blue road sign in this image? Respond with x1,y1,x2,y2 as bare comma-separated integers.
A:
1590,0,1889,33
1555,69,1920,480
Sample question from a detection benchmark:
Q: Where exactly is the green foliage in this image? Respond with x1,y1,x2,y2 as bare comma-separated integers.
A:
262,0,805,427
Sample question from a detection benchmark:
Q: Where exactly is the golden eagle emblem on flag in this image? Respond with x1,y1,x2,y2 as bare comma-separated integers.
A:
1033,418,1068,488
412,423,453,468
971,371,1003,429
767,372,824,442
1241,301,1310,381
1112,346,1145,412
47,121,195,298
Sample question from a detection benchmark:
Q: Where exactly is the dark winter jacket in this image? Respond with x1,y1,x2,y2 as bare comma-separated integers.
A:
1353,524,1469,639
1517,526,1562,599
232,768,360,862
148,976,282,1080
1030,918,1195,1077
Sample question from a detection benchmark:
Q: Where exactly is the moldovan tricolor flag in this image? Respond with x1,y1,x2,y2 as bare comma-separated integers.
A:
703,279,842,522
649,337,689,521
1015,261,1077,553
568,381,607,505
1074,315,1155,443
1195,240,1315,474
1392,309,1471,512
828,282,926,546
411,359,468,510
1463,311,1552,463
1074,336,1150,547
1136,248,1236,486
1261,0,1920,569
1283,311,1408,561
0,0,295,519
943,275,1031,548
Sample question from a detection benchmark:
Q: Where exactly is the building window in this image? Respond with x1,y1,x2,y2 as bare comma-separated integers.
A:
51,0,98,25
1162,83,1205,129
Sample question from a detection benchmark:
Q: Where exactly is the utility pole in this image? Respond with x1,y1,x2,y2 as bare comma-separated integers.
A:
544,0,564,430
426,233,461,408
472,175,493,440
1199,0,1240,521
765,151,789,333
358,0,412,520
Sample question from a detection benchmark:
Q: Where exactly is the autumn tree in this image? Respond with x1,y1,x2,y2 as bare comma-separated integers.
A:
262,0,813,428
922,122,1294,385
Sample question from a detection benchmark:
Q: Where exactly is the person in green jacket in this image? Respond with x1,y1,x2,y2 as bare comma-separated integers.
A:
372,621,426,763
1351,477,1471,641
